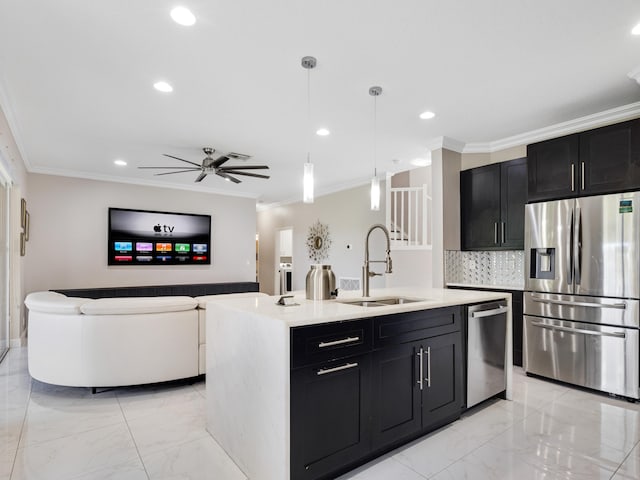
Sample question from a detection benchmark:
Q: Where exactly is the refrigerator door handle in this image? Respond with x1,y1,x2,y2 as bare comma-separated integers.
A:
530,321,626,339
574,207,581,286
567,209,574,286
530,295,627,309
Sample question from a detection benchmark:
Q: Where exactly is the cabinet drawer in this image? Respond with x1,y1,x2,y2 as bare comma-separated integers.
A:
374,307,461,348
291,319,373,369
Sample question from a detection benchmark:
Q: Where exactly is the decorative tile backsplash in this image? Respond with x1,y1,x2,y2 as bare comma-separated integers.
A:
445,250,525,289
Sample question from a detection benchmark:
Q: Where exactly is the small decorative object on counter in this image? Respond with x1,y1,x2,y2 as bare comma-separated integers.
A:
306,220,331,263
305,264,338,300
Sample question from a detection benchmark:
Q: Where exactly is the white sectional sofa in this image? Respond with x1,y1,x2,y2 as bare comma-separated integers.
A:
25,289,266,389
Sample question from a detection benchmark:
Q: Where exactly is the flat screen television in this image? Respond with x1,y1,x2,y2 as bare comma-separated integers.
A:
108,208,211,265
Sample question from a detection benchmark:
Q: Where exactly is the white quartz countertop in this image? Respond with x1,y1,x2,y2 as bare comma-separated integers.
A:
207,287,511,328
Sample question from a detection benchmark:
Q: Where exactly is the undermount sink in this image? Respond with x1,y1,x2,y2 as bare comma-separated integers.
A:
338,297,426,307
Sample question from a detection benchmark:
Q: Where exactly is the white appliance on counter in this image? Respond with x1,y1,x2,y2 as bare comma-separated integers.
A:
524,191,640,400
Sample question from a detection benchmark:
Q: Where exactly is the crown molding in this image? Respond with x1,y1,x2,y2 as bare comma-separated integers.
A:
462,101,640,154
28,165,259,199
424,136,466,153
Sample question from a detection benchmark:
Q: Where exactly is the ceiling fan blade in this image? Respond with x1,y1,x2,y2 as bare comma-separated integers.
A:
162,154,202,167
218,165,269,171
194,172,208,183
154,169,202,176
222,170,270,179
227,152,252,161
216,171,242,184
139,166,200,170
212,155,230,168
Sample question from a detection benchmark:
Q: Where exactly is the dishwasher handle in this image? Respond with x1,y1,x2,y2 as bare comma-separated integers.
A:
470,306,509,318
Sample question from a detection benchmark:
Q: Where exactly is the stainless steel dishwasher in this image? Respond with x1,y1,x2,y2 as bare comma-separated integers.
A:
466,301,508,408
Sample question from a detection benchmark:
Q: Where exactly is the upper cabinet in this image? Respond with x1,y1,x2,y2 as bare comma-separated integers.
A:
528,118,640,202
460,157,527,251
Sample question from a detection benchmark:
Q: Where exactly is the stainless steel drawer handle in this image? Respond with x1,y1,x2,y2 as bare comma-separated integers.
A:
316,362,358,376
471,306,509,318
530,321,626,338
318,336,360,348
531,296,627,310
416,348,423,390
425,346,431,388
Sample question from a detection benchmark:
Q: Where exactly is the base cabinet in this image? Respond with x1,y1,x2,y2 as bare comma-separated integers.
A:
290,354,372,480
371,331,463,450
290,307,464,480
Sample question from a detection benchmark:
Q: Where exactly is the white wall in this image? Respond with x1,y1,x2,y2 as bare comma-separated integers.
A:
258,184,390,295
0,104,30,344
24,174,257,294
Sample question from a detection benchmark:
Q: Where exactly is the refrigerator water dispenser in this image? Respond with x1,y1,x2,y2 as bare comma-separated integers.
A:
530,248,555,279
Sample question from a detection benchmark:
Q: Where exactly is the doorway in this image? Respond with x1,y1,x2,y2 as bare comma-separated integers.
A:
275,227,293,295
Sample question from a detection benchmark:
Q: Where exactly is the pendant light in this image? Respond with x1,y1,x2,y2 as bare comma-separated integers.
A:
369,86,382,211
302,56,317,203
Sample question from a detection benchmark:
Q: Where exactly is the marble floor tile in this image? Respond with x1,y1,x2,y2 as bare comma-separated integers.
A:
339,456,427,480
11,422,141,480
69,459,149,480
116,383,204,422
142,436,246,480
20,388,126,447
611,441,640,480
126,395,209,457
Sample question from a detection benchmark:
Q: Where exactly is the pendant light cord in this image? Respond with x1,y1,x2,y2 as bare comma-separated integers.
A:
373,93,377,177
307,67,311,164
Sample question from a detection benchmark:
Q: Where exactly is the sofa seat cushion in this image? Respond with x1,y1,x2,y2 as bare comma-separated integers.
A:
80,296,198,315
25,291,87,315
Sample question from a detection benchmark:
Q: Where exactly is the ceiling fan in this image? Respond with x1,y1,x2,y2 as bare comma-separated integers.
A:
139,147,270,183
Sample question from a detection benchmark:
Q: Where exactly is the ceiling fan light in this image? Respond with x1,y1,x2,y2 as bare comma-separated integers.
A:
303,162,314,203
316,128,330,136
419,111,436,120
114,159,127,166
170,6,196,26
370,175,380,211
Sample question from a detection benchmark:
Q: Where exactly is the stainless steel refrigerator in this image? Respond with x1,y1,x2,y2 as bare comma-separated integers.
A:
524,192,640,400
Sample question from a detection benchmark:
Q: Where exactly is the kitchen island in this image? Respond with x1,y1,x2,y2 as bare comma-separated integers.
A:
205,287,512,480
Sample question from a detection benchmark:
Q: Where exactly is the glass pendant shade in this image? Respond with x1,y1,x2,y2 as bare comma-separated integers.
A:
303,162,314,203
370,175,380,211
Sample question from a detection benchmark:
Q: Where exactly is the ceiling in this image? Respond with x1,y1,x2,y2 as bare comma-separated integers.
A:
1,0,639,207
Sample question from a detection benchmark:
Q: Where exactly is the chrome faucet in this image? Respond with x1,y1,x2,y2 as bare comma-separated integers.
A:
362,224,393,297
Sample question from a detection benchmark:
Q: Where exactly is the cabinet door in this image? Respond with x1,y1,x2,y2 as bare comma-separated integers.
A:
291,354,372,480
580,119,640,196
370,341,422,450
500,158,527,249
422,332,463,431
460,164,501,250
527,134,579,202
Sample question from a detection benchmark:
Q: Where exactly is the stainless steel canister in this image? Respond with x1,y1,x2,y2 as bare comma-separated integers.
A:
305,264,337,300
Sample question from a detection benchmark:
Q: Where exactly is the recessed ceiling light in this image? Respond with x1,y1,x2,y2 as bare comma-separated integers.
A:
316,128,330,136
170,6,196,26
419,111,436,120
632,23,640,35
114,159,127,166
153,81,173,93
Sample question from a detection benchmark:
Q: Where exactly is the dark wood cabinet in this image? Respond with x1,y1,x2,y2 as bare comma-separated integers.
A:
461,157,527,250
291,353,372,480
528,119,640,202
371,307,463,450
290,307,465,480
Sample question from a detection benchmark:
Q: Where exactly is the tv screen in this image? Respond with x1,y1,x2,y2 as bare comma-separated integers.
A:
108,208,211,265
